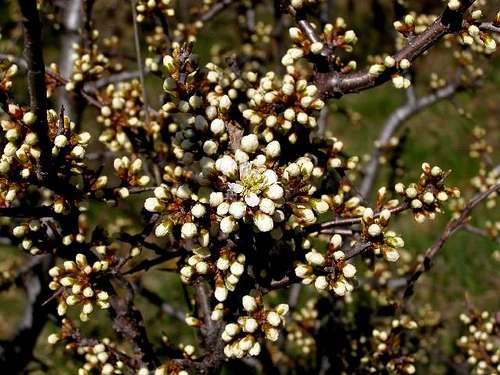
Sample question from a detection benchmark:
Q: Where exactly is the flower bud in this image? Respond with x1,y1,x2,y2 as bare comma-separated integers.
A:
342,263,357,278
314,276,329,290
368,223,382,237
240,134,259,153
23,111,36,125
242,295,257,312
254,212,274,232
215,286,228,302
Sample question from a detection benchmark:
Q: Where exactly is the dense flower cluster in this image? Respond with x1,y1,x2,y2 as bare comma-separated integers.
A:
49,251,112,321
220,296,289,358
0,0,498,374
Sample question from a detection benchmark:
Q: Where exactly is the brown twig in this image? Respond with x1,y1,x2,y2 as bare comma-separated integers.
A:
110,278,159,369
305,202,410,233
315,1,475,98
401,182,500,302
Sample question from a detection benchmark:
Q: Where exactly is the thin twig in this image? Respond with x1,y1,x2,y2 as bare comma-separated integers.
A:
401,182,500,302
57,0,82,121
201,0,236,22
306,202,410,233
478,22,500,34
94,70,141,89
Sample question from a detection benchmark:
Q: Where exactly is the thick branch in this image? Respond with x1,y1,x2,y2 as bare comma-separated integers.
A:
110,280,159,369
18,0,52,178
316,1,474,98
359,80,462,198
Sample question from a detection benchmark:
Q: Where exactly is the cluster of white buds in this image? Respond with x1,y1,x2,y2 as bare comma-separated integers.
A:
395,162,460,223
458,24,497,54
136,0,175,23
457,310,500,375
294,234,357,296
113,156,150,197
322,20,359,55
429,72,448,90
0,107,91,204
212,253,246,302
393,13,417,37
243,72,325,139
144,183,201,239
48,252,111,321
326,192,365,220
469,127,493,161
0,108,40,181
222,296,289,358
11,219,45,255
48,110,92,168
361,207,404,262
238,21,274,62
98,80,158,153
286,299,318,355
55,330,125,375
367,322,417,374
470,167,499,210
288,19,358,64
391,73,411,90
468,127,498,209
64,30,110,92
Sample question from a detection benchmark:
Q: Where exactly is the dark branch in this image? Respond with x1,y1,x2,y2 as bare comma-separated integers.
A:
18,0,52,179
316,1,475,98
